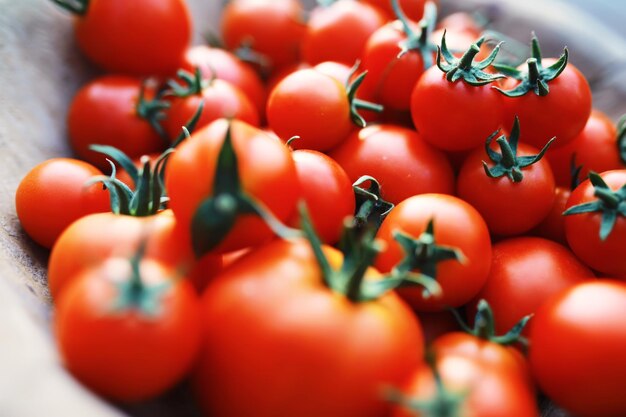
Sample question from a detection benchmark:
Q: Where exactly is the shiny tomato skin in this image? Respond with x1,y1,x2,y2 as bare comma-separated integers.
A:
74,0,191,76
392,356,539,417
362,0,426,22
267,69,354,151
47,210,222,300
290,150,355,245
302,0,385,66
194,238,424,417
468,237,593,336
410,67,503,151
359,20,425,111
531,186,571,245
55,257,202,402
329,124,454,204
498,59,592,149
547,110,624,187
15,158,110,249
530,280,626,417
564,170,626,277
67,75,165,170
456,142,556,236
221,0,305,73
165,119,300,254
163,79,260,140
180,45,267,117
375,194,492,311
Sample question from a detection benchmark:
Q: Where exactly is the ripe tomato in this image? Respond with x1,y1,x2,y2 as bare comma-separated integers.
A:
362,0,426,22
67,75,166,170
329,124,454,204
456,125,556,236
267,68,362,151
530,280,626,417
531,185,571,245
194,238,424,417
15,158,110,249
302,0,385,66
410,37,503,151
221,0,306,73
391,355,539,417
467,237,593,336
47,210,222,300
67,0,191,76
180,45,267,117
563,170,626,277
547,110,624,187
55,255,202,402
289,149,355,245
165,119,300,254
163,72,260,140
375,193,492,311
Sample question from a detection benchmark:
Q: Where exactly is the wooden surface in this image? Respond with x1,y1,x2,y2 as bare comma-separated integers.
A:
0,0,624,416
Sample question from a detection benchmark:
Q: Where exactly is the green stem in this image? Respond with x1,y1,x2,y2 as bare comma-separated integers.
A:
51,0,88,15
595,187,621,209
457,44,480,70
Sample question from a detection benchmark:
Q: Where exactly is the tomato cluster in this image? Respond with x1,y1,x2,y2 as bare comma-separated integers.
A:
13,0,626,416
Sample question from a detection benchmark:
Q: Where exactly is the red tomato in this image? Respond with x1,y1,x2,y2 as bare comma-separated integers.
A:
289,150,355,245
313,61,353,84
530,280,626,417
194,238,424,417
163,76,260,140
362,0,426,22
180,45,267,117
468,237,593,336
436,12,483,38
497,58,592,149
456,137,556,236
15,158,110,249
392,356,539,417
375,194,492,311
531,185,571,245
67,75,166,170
302,0,385,66
410,52,503,151
329,124,454,204
564,170,626,277
165,119,300,254
221,0,306,73
55,256,202,402
266,68,358,151
70,0,191,76
47,210,222,300
547,110,624,187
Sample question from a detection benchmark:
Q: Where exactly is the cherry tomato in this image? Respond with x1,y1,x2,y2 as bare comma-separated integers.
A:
165,119,300,254
375,193,492,311
362,0,426,22
194,238,424,417
302,0,385,66
221,0,306,73
467,237,593,336
330,124,454,204
530,280,626,417
55,255,202,402
71,0,191,76
15,158,110,249
564,170,626,277
67,75,165,170
290,149,355,245
531,185,571,245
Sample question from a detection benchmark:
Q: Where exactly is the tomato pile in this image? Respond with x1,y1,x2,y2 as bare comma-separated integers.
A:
14,0,626,416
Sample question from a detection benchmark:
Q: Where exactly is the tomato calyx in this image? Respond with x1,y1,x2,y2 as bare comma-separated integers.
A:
493,33,568,97
191,122,299,257
452,299,532,346
167,68,213,98
232,40,272,79
390,218,465,297
353,175,394,232
482,116,555,183
436,31,504,86
617,114,626,165
563,172,626,240
392,0,438,69
50,0,88,15
112,242,171,316
88,146,171,216
135,82,170,142
346,63,384,127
